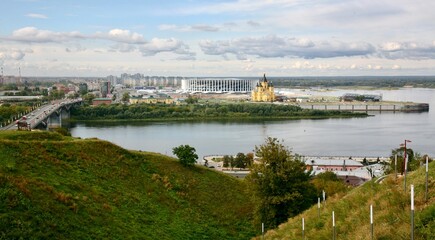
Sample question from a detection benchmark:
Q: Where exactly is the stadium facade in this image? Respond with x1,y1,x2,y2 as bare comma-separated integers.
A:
181,78,258,93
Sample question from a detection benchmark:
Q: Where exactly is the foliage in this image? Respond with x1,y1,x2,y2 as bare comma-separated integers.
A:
311,171,348,197
81,93,95,105
0,131,256,239
70,102,366,121
172,145,198,167
185,95,199,104
387,146,420,175
121,92,130,102
0,104,31,124
223,155,232,168
256,161,435,240
246,137,317,229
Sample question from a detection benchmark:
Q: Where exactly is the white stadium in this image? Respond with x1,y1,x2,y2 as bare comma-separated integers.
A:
181,78,258,93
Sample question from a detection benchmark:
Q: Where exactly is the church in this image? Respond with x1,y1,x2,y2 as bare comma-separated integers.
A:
251,74,276,102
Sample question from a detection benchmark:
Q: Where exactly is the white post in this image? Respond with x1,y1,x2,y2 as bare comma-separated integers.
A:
332,211,336,240
322,190,326,206
262,222,264,240
302,218,305,239
411,184,414,240
370,205,373,240
404,155,408,191
395,154,397,180
426,156,429,202
318,197,320,218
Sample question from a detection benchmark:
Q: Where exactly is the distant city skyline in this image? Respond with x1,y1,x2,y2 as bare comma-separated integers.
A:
1,0,435,77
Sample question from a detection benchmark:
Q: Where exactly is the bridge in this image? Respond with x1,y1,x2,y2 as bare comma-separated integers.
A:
1,98,83,131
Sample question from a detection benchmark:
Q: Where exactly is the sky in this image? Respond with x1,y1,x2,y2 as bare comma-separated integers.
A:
1,0,435,77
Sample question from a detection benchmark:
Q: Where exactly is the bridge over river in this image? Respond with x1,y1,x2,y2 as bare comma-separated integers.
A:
1,98,82,131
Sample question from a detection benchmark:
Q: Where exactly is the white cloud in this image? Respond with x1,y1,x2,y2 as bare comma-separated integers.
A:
6,27,84,43
199,35,375,59
379,41,435,60
139,38,195,57
178,0,302,15
25,13,48,19
0,48,32,61
159,24,220,32
3,27,146,44
94,29,146,44
392,64,401,70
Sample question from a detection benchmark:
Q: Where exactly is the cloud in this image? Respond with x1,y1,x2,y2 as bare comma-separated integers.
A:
139,38,195,57
159,24,220,32
199,35,375,59
5,27,84,43
3,27,146,44
25,13,48,19
0,48,32,61
379,41,435,59
94,29,146,44
110,43,137,53
191,24,220,32
178,0,300,15
247,20,260,27
392,64,401,70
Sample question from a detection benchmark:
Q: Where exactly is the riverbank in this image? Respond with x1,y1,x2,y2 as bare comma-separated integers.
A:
69,102,368,122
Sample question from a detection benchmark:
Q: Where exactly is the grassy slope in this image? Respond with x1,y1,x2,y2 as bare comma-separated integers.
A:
257,162,435,240
0,131,255,239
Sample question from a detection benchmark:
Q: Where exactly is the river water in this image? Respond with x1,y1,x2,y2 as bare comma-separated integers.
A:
70,88,435,159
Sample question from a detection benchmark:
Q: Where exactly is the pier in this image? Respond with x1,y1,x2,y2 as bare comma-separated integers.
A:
298,102,429,112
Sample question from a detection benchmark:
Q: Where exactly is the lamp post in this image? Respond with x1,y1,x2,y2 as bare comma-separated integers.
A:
403,140,411,191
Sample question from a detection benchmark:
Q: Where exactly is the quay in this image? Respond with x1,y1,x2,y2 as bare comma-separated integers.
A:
298,102,429,112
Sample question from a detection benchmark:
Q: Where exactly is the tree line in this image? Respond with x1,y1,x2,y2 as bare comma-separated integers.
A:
70,102,366,120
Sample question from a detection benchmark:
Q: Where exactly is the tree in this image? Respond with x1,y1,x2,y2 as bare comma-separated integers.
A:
83,93,96,105
234,152,246,169
388,146,416,174
223,155,230,168
311,171,347,197
172,145,198,167
122,92,130,103
185,95,198,104
245,137,316,229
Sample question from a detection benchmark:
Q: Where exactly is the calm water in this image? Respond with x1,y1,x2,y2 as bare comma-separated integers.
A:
70,88,435,159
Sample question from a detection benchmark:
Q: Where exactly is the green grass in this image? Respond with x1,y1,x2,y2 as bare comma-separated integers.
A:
256,162,435,240
0,130,256,239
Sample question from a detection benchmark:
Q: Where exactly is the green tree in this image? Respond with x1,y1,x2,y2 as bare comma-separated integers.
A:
83,93,96,105
122,92,130,103
246,137,316,229
234,152,246,169
311,171,347,197
185,95,198,104
223,155,230,168
245,152,254,168
388,146,416,174
172,145,198,167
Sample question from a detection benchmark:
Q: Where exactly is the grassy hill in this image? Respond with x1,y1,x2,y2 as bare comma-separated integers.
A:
0,131,256,239
257,161,435,239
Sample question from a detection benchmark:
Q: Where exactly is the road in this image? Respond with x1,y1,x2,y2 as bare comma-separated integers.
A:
1,99,81,131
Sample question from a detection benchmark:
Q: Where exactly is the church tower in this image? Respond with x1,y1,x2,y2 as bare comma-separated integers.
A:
251,74,275,102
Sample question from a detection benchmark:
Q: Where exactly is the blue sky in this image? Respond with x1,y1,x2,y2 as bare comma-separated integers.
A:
1,0,435,77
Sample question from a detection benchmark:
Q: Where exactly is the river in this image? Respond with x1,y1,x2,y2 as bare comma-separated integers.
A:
70,88,435,159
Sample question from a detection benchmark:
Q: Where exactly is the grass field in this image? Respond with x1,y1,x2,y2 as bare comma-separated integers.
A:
0,130,256,239
256,161,435,240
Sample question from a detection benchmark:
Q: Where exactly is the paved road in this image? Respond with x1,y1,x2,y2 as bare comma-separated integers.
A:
1,99,81,131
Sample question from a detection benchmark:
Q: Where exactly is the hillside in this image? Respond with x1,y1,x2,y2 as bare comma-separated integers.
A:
0,131,256,239
257,161,435,239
